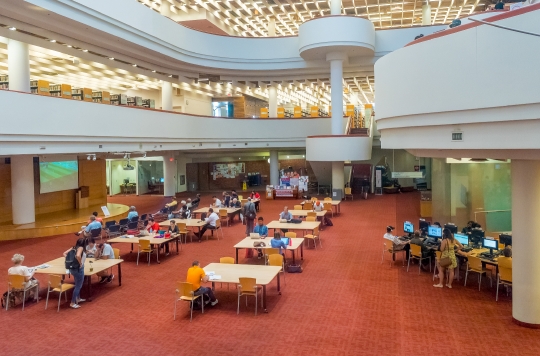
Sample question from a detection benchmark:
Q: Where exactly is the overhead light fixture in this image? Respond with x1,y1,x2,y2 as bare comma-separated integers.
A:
8,27,16,31
132,64,137,67
92,155,96,161
152,70,156,73
168,75,172,78
109,57,114,60
82,49,88,52
143,152,146,158
67,45,72,48
49,39,56,42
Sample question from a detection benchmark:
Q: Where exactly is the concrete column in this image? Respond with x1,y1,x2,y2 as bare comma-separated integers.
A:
268,18,276,36
270,150,279,186
160,0,171,17
431,158,451,222
511,159,540,327
163,156,176,197
332,161,344,192
422,4,432,25
331,0,342,15
162,81,173,111
327,52,346,135
268,85,278,117
7,39,30,93
11,155,35,224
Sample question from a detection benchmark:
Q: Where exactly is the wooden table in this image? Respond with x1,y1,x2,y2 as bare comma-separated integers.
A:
300,200,341,214
234,236,304,264
35,257,123,301
266,220,320,235
203,263,282,313
288,210,327,217
108,233,180,263
192,207,242,223
159,219,206,238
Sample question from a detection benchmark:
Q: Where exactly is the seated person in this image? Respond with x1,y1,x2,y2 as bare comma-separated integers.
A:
212,196,222,208
250,191,261,211
96,242,115,283
186,260,218,307
229,198,243,222
279,206,293,233
196,208,218,242
171,201,190,219
270,232,287,261
186,198,193,209
409,230,432,269
384,226,410,259
76,215,102,237
8,253,39,302
461,220,475,234
313,200,325,212
191,194,201,207
91,211,103,225
165,197,178,213
253,217,269,259
146,217,161,233
503,245,512,258
86,237,98,258
127,206,138,221
164,220,179,256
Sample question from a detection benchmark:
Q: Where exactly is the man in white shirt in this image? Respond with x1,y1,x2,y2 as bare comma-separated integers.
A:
96,242,116,284
384,226,410,259
212,195,222,208
197,208,219,242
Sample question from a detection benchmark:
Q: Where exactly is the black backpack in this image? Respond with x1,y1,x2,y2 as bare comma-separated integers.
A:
245,203,256,220
65,248,81,270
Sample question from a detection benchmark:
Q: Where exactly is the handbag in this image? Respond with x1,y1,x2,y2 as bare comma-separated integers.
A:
439,240,452,268
253,241,266,248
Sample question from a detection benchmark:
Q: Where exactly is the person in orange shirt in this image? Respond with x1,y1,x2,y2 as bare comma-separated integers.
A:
186,260,218,306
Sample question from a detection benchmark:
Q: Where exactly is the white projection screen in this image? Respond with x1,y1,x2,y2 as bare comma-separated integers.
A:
39,155,79,194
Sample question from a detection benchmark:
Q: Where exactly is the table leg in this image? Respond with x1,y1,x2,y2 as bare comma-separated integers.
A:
130,243,133,253
86,276,93,302
156,244,160,264
277,273,281,294
301,242,304,260
235,248,239,264
212,282,215,291
176,237,179,254
263,285,268,313
292,250,296,264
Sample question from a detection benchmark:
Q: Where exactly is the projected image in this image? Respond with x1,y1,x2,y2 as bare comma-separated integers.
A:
40,160,79,194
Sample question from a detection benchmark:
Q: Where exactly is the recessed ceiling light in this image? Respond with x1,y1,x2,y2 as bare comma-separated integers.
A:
67,45,72,48
109,57,114,60
49,39,56,42
82,49,88,52
168,75,172,78
152,70,156,73
8,27,16,31
132,64,137,67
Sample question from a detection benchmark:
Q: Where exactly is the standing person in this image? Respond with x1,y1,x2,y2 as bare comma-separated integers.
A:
63,237,87,309
8,254,39,302
434,228,463,289
243,197,257,236
222,192,231,208
197,208,219,242
95,242,115,284
186,260,218,306
231,190,238,200
250,191,261,211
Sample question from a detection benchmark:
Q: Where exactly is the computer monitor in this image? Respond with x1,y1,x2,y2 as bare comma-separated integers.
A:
123,178,130,184
482,238,499,253
454,233,469,246
160,177,164,183
470,228,485,246
427,225,442,239
444,223,458,234
419,219,430,232
499,233,512,246
403,221,414,234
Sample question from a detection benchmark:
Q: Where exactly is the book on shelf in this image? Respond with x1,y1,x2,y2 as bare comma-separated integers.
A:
142,99,155,109
0,74,8,89
127,96,143,106
30,80,50,96
92,91,110,104
111,94,127,105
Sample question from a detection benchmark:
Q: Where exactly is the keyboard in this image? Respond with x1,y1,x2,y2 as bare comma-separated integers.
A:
461,247,473,253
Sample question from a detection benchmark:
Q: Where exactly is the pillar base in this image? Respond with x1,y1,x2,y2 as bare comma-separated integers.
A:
513,318,540,329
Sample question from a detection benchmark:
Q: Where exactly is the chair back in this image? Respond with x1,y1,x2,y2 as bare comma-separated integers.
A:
240,199,248,206
140,214,147,221
139,239,151,250
324,197,332,202
238,277,257,293
219,209,228,218
306,216,316,221
311,197,318,202
178,222,188,233
119,218,129,226
113,248,120,259
293,205,302,210
49,274,63,289
266,248,280,255
303,203,312,210
8,274,26,290
307,211,317,218
468,255,483,270
90,228,102,238
285,232,297,238
105,220,117,228
238,195,244,200
176,282,195,298
215,220,221,228
312,226,320,236
435,250,441,260
108,225,120,233
127,222,138,230
130,216,139,223
323,203,332,212
498,257,512,282
410,244,422,258
220,257,235,264
268,254,284,267
345,187,352,195
384,240,394,253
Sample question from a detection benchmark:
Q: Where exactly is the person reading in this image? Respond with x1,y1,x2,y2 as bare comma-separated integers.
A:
186,260,218,307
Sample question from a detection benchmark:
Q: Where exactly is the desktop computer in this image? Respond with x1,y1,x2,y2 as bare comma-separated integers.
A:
454,233,472,252
419,219,430,233
499,233,512,246
470,228,485,247
403,221,414,235
444,223,458,234
481,238,499,258
427,225,442,239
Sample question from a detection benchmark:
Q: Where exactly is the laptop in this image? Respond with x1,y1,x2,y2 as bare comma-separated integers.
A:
250,233,260,239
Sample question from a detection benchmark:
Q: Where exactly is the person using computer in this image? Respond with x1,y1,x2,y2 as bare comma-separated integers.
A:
503,245,512,258
410,230,432,270
434,228,464,289
461,221,475,234
270,232,287,262
253,217,269,259
384,226,410,259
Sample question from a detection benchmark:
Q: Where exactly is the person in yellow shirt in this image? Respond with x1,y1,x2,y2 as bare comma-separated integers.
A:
186,260,218,306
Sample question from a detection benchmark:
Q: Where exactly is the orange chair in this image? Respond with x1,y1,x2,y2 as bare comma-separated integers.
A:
237,277,262,315
293,205,302,210
174,282,203,322
304,226,321,249
407,244,431,274
219,209,229,227
285,232,297,238
496,257,512,301
6,274,39,311
464,255,492,291
45,274,75,312
137,239,156,266
345,187,353,200
323,202,333,218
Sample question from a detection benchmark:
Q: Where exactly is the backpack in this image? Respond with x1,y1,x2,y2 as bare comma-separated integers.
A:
1,291,16,309
65,248,81,270
245,203,256,220
324,217,333,226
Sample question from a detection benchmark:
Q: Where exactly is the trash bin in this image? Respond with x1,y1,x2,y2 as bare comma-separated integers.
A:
332,188,343,201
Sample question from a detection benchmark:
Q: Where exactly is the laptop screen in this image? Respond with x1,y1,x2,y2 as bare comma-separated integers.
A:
280,238,289,245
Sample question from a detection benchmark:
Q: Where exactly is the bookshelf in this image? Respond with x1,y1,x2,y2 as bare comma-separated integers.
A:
111,94,127,105
0,75,8,89
127,96,142,107
50,84,72,98
142,99,155,108
92,91,110,104
30,80,50,96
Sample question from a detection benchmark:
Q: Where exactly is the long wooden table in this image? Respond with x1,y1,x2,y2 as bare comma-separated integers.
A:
300,200,342,214
191,207,242,224
35,257,123,301
288,210,327,217
234,236,304,264
266,220,320,235
108,233,180,263
203,262,282,313
159,219,206,240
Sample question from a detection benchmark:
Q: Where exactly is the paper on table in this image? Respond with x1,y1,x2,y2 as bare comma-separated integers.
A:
206,271,215,276
209,275,221,281
35,264,50,269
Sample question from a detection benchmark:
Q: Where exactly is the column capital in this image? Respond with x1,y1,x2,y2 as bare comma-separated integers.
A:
326,52,348,63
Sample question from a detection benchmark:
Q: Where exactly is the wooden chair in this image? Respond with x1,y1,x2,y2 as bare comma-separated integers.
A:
240,199,248,207
238,195,244,200
178,222,190,243
268,253,286,285
137,239,156,266
237,277,262,315
407,244,431,274
207,220,223,241
285,232,297,238
464,255,492,291
220,257,235,264
174,282,203,322
45,274,74,312
324,197,332,202
6,274,39,311
307,211,317,219
345,187,353,200
113,248,120,259
306,216,316,222
323,202,333,217
293,205,303,210
264,248,280,265
219,209,229,227
382,239,405,267
311,197,318,202
496,257,512,301
304,226,321,249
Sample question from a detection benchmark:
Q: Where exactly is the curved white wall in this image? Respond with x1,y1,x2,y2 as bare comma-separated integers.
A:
306,136,373,161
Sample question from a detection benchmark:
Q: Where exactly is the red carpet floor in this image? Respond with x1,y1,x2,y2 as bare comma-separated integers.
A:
0,192,538,356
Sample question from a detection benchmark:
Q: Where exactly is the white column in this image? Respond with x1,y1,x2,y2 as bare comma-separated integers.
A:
332,161,344,192
268,85,278,117
162,81,173,111
327,52,346,135
268,18,276,36
512,159,540,327
163,156,176,197
270,150,279,186
8,39,30,93
331,0,342,15
422,5,432,25
160,0,171,17
11,155,35,224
